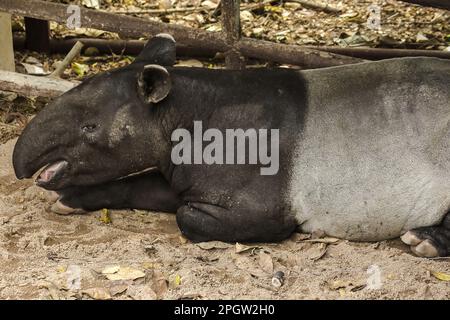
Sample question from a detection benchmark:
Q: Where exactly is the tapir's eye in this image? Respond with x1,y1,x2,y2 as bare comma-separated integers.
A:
82,124,98,133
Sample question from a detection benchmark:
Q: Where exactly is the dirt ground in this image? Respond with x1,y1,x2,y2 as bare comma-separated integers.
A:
0,137,449,300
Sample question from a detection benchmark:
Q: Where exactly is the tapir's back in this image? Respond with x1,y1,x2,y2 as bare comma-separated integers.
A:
286,58,450,241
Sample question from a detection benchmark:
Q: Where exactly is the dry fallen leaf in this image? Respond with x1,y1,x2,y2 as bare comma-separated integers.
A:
81,0,100,9
201,0,218,10
109,284,128,296
197,241,230,250
240,10,254,22
328,279,354,291
152,270,168,299
102,265,120,274
127,285,157,300
430,270,450,281
309,243,328,261
305,237,340,244
234,255,266,278
235,242,260,254
83,287,112,300
179,235,188,244
258,251,274,274
39,281,64,300
102,266,145,281
291,233,311,241
21,63,49,75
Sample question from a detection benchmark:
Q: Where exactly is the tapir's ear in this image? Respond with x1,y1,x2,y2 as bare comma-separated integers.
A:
134,33,176,66
138,64,172,104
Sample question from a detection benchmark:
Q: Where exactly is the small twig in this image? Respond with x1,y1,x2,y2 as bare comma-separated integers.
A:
113,7,204,15
285,0,341,13
427,256,450,260
49,41,84,78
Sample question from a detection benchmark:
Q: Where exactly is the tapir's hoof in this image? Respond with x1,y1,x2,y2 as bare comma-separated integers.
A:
51,200,86,215
401,231,440,258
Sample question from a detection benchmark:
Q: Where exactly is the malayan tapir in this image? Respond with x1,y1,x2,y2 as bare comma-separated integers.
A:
12,34,450,258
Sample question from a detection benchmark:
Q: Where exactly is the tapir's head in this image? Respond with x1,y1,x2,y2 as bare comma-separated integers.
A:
13,34,177,190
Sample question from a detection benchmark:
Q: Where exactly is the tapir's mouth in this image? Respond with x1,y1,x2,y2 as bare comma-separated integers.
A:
36,160,69,187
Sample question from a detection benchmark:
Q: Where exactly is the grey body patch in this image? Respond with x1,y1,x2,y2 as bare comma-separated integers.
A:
109,104,136,147
288,58,450,241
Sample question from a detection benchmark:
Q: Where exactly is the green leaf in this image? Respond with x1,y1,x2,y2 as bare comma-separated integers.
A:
72,62,89,76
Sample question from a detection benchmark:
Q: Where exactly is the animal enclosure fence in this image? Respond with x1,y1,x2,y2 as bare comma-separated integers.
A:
0,0,368,69
1,0,449,69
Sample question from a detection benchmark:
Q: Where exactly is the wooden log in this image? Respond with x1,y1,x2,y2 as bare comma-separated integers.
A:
306,46,450,60
0,71,79,98
222,0,245,69
0,0,363,68
13,36,217,57
24,17,50,53
398,0,450,10
237,38,366,68
0,12,15,71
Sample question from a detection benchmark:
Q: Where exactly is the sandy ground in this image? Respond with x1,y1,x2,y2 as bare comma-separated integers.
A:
0,138,449,300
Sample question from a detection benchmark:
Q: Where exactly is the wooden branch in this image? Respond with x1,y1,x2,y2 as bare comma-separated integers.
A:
0,71,79,98
398,0,450,10
0,0,363,68
222,0,245,69
237,38,366,68
306,46,450,60
285,0,341,13
50,41,84,78
13,36,217,57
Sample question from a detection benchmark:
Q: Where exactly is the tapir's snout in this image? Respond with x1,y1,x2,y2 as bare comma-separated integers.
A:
12,144,28,179
12,129,42,180
12,102,71,187
13,125,55,180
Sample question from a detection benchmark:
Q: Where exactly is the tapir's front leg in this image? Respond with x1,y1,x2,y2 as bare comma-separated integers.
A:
176,202,297,242
50,171,182,214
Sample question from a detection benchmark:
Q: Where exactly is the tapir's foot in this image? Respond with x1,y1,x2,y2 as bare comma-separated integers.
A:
176,202,296,242
401,214,450,257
